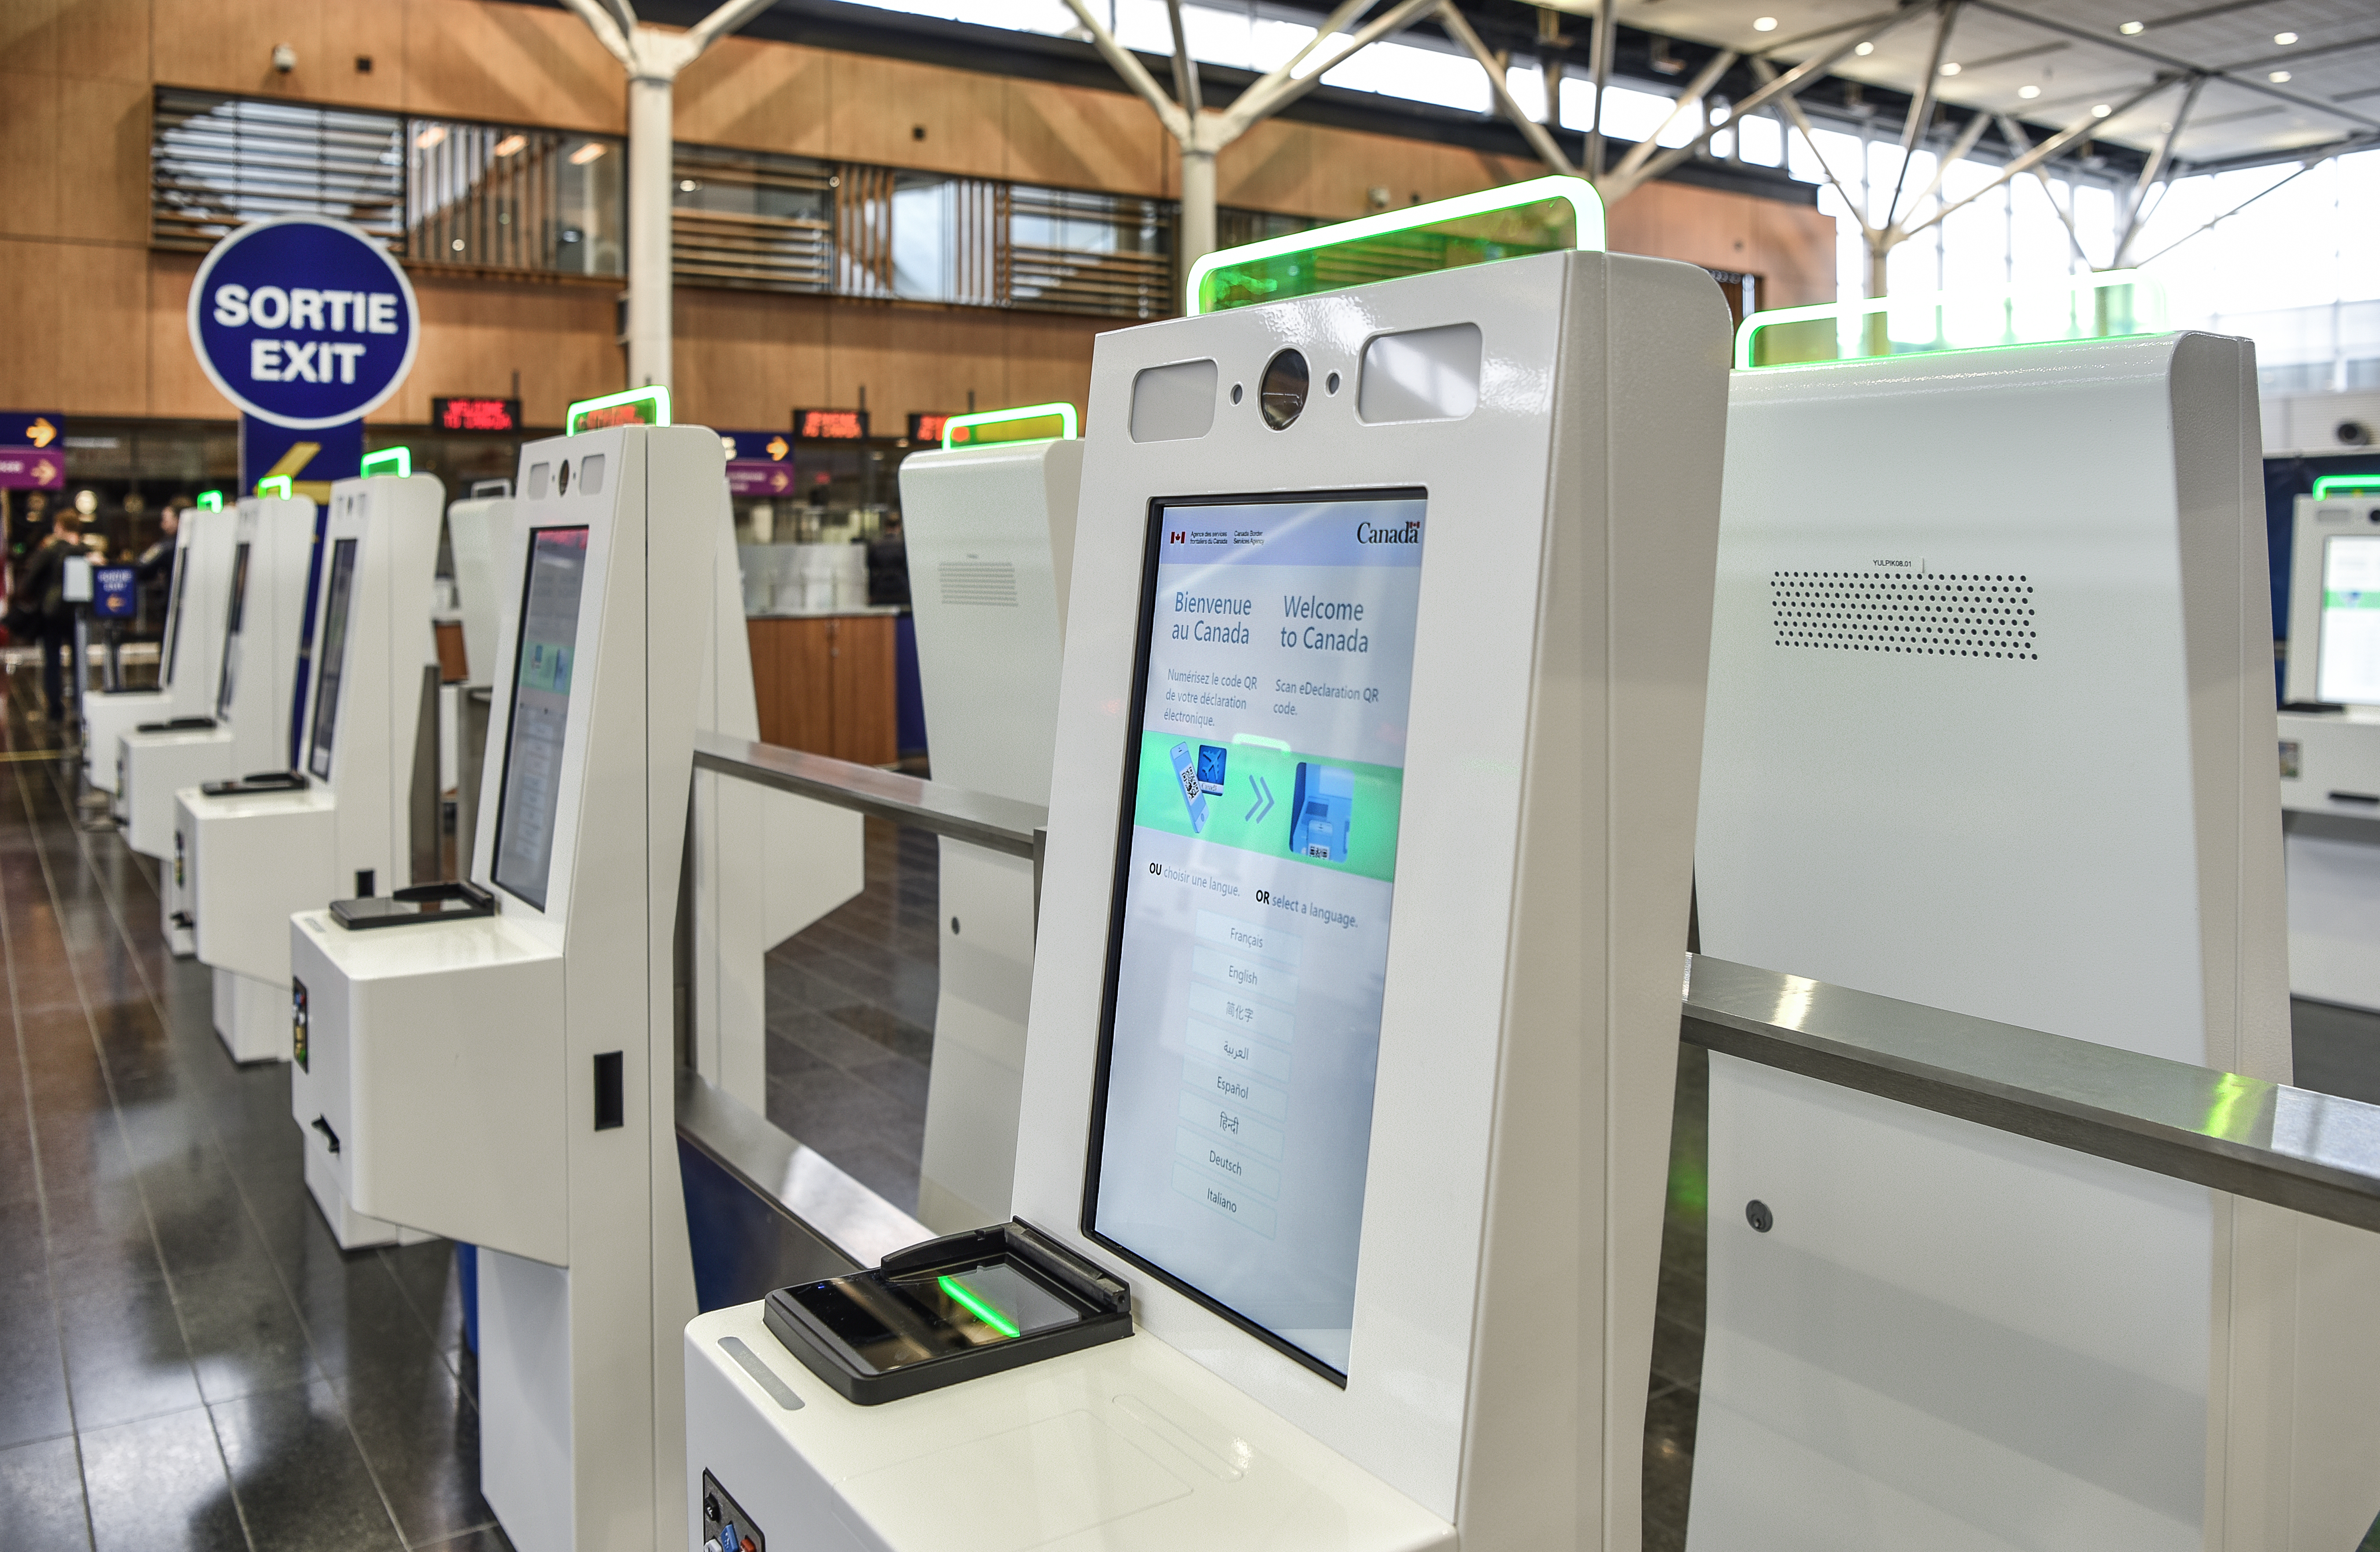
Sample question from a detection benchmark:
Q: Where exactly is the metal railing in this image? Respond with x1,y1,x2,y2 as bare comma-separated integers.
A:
678,737,2380,1258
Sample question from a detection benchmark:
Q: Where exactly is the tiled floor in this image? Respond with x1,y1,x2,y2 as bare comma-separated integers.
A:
0,676,508,1552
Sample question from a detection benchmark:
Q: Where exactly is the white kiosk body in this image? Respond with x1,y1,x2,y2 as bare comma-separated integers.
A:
686,245,1732,1550
89,507,233,795
289,423,717,1552
897,435,1082,1230
1692,334,2380,1548
177,473,443,1067
126,493,316,926
2277,488,2380,1013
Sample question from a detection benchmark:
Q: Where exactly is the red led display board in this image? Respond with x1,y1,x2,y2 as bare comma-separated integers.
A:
432,397,522,432
907,413,953,444
794,408,869,441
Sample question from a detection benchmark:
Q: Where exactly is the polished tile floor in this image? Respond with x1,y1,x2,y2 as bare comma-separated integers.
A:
0,683,507,1552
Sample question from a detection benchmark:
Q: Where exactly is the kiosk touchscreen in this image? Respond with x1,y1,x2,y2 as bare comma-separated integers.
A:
288,407,722,1552
175,470,442,1072
2278,485,2380,1012
1692,291,2380,1547
443,486,514,874
88,504,234,797
687,179,1733,1551
123,491,316,939
897,404,1081,1231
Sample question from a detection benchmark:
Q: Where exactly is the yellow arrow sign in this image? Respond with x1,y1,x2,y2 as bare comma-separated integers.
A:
265,442,322,481
766,436,789,462
26,417,55,448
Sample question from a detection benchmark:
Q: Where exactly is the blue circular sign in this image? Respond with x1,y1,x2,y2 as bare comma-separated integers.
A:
186,215,420,430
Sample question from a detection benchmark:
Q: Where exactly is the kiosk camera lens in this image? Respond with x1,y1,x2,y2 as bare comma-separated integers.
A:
1260,350,1308,430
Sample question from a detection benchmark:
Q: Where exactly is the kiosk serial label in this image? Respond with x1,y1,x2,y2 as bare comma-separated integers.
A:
1091,492,1425,1380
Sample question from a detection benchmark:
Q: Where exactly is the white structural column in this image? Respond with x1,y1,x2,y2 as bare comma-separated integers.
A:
562,0,778,391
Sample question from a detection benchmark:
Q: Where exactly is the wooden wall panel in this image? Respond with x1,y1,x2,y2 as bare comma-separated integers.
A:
673,33,831,156
0,73,61,240
400,0,621,135
383,275,621,427
40,0,151,83
145,253,211,418
1750,198,1842,307
826,53,1004,179
673,286,832,430
59,73,149,245
1001,79,1167,198
820,302,1017,425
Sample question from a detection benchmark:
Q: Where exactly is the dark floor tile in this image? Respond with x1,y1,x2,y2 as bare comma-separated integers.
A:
284,1237,446,1381
1649,1311,1704,1395
212,1378,404,1552
769,1005,900,1074
1641,1382,1698,1545
57,1277,202,1430
176,1257,320,1404
414,1524,516,1552
0,1298,73,1450
80,1404,245,1552
846,1051,931,1110
381,1241,463,1354
2292,996,2380,1105
0,1434,90,1552
333,1348,489,1546
827,1005,935,1068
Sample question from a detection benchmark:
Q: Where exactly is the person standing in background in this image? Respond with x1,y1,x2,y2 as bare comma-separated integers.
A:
137,503,180,632
15,512,85,722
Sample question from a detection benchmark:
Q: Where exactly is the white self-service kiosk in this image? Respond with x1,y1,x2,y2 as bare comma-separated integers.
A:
122,490,316,896
2277,479,2380,1014
1693,293,2380,1547
175,470,443,1068
88,503,235,797
897,406,1082,1231
289,409,721,1552
686,182,1734,1551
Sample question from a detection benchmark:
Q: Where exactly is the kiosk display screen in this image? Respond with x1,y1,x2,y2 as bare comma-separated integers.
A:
2316,534,2380,706
491,528,590,910
215,541,252,721
1086,491,1426,1380
305,540,360,780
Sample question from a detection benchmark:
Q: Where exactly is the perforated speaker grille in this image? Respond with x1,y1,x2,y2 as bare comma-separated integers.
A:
1772,571,2039,660
939,560,1019,607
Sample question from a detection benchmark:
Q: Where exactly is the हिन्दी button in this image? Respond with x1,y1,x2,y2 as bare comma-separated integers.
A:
1176,1088,1283,1158
1175,1125,1282,1198
1173,1163,1278,1237
1195,909,1301,968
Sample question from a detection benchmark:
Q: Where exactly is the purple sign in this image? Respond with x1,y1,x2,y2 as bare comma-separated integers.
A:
0,411,64,489
721,430,795,498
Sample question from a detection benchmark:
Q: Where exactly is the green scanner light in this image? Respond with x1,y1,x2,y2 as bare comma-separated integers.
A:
937,1275,1021,1339
1735,270,2169,370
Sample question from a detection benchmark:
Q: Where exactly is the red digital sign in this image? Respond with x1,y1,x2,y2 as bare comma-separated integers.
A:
907,412,953,444
432,396,521,432
794,409,869,441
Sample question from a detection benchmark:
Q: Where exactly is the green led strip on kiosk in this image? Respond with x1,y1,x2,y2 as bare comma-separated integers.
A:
196,491,224,511
942,402,1078,450
256,476,293,499
936,1275,1021,1339
1735,270,2169,370
1187,173,1606,317
360,447,411,479
566,385,673,434
2312,475,2380,500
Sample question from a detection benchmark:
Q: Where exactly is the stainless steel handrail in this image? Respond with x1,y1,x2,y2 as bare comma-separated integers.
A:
692,732,1046,857
1683,954,2380,1234
676,1071,931,1268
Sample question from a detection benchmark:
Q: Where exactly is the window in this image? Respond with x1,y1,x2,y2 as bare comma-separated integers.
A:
152,89,403,251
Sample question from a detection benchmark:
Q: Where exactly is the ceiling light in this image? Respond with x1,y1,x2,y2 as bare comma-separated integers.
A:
1940,61,1961,75
2118,20,2144,34
2269,69,2291,81
569,142,607,165
492,133,526,157
2091,103,2112,117
1752,16,1778,32
414,125,447,150
2018,84,2041,98
2273,31,2297,45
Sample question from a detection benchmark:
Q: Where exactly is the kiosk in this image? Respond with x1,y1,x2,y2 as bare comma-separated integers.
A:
897,403,1082,1231
446,484,515,875
288,404,721,1552
1692,284,2380,1548
120,489,315,900
87,503,234,798
686,179,1733,1550
2277,477,2380,1014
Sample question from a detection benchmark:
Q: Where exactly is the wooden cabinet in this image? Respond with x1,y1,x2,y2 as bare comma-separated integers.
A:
747,613,898,765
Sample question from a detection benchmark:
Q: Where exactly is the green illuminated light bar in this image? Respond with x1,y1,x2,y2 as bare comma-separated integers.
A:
2312,475,2380,500
196,490,224,511
257,476,293,499
942,402,1078,450
567,386,673,435
937,1275,1020,1339
1736,270,2169,370
1188,174,1605,317
360,447,412,479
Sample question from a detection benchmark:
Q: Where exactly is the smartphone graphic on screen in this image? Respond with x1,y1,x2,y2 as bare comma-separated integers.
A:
1170,741,1209,832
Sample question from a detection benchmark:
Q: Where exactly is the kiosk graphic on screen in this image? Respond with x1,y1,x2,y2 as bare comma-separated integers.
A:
305,539,359,780
1087,490,1425,1381
491,528,590,910
2317,534,2380,706
215,541,252,722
